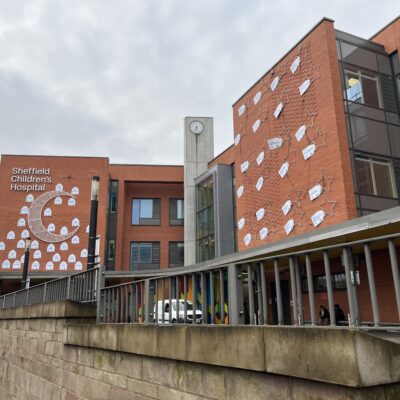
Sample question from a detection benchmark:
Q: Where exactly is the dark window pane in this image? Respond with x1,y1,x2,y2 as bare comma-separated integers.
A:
346,101,385,121
108,240,115,260
355,158,374,195
389,124,400,158
377,54,392,75
340,42,378,71
139,243,152,263
361,76,381,108
373,162,395,198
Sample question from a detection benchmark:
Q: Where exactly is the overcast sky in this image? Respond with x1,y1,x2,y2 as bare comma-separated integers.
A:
0,1,398,164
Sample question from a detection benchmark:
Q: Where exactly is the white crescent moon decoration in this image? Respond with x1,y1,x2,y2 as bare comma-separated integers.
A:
28,191,79,243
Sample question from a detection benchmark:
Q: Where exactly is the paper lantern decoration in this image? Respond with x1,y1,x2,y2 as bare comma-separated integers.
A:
31,261,40,270
238,218,245,230
55,183,63,192
68,254,76,263
2,260,10,269
234,134,241,146
72,218,80,227
60,261,68,270
17,218,26,227
256,151,264,166
244,233,252,247
71,187,79,195
274,103,284,119
46,262,54,271
295,125,307,142
256,177,264,191
81,249,88,258
259,227,268,240
8,250,16,259
54,196,63,205
47,244,55,253
253,91,262,105
240,161,249,173
236,186,244,198
311,210,325,227
21,255,25,263
60,227,68,235
238,104,246,117
290,56,301,73
270,76,280,91
17,240,25,249
282,200,292,216
60,242,68,251
47,223,55,232
44,208,52,217
252,119,260,133
53,253,61,262
33,250,41,259
12,260,21,270
284,219,295,235
26,194,34,203
68,198,76,206
31,240,39,249
21,206,29,215
86,225,90,233
309,184,323,201
21,230,29,239
71,236,80,244
7,231,15,240
303,144,316,160
299,79,311,96
268,137,283,150
0,242,5,251
256,208,265,221
75,261,83,271
278,162,289,178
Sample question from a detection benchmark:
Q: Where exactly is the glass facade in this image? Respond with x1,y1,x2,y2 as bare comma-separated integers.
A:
337,33,400,215
196,177,215,263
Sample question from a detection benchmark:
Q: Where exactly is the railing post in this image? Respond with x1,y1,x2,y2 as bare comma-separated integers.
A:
66,276,71,300
323,251,336,326
259,262,268,325
305,254,316,326
274,259,284,325
388,239,400,321
227,264,244,325
96,266,105,324
13,292,16,308
342,247,357,326
144,279,154,324
364,244,380,326
43,282,47,303
289,256,298,325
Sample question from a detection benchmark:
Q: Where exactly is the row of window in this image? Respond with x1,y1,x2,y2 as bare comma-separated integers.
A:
131,198,184,226
130,241,184,269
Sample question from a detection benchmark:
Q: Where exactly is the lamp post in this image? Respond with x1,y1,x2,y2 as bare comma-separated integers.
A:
87,176,100,270
21,237,31,289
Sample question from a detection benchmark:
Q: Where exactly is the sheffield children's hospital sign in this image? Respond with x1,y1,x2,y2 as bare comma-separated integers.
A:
10,167,52,192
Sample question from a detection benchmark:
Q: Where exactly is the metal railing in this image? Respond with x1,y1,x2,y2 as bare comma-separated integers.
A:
0,267,103,309
97,233,400,330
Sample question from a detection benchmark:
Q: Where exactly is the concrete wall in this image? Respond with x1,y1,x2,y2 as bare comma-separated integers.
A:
1,301,400,400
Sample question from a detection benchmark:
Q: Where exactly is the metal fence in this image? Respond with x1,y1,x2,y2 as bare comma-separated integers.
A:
0,267,102,309
97,233,400,330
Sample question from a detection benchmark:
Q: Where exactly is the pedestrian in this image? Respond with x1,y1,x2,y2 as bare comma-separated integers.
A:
334,304,346,325
319,305,330,325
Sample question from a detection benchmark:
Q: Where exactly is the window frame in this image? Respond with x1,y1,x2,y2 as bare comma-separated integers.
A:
131,198,161,226
168,241,184,268
130,241,160,270
169,198,184,226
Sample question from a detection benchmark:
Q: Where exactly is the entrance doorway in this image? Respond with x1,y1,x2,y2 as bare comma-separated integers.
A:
270,280,291,325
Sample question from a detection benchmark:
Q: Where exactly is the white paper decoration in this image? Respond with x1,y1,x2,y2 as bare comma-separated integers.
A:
270,76,280,91
238,218,245,230
75,261,83,270
71,187,79,195
311,210,325,227
8,250,16,259
236,186,244,199
278,162,289,178
2,260,10,269
31,240,39,249
240,161,249,173
47,223,55,232
259,227,269,240
26,194,34,203
21,255,25,263
68,198,76,206
256,208,265,221
60,226,68,235
253,91,262,105
309,184,323,201
60,242,68,251
31,261,40,270
299,79,311,96
268,137,283,150
12,260,21,269
33,250,41,259
282,200,292,216
17,218,26,227
54,196,63,205
295,125,307,142
17,240,25,249
290,56,301,73
44,208,52,217
81,249,88,258
71,236,80,244
303,144,316,160
252,119,261,133
72,218,80,227
238,104,246,117
234,134,241,146
47,244,55,253
60,261,68,270
256,176,264,191
256,151,264,166
274,103,284,119
21,206,29,215
46,262,54,271
86,225,90,233
244,233,252,247
21,230,29,239
0,242,5,251
7,231,15,240
284,219,295,235
52,253,61,262
68,254,76,263
55,183,63,192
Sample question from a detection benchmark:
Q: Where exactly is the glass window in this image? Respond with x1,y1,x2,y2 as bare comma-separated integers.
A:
169,242,184,267
130,242,160,270
132,199,161,225
355,156,397,198
169,199,184,225
344,67,382,108
340,42,378,71
107,240,115,261
108,180,118,213
302,272,348,292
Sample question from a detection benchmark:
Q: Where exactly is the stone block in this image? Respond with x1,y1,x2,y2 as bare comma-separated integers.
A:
62,370,77,392
89,325,117,350
76,375,93,399
157,326,187,360
102,370,127,389
66,325,90,347
115,353,142,380
109,386,153,400
127,377,158,398
77,348,94,367
142,357,178,388
61,388,79,400
93,349,115,372
157,386,206,400
63,347,77,364
92,380,111,400
116,325,157,356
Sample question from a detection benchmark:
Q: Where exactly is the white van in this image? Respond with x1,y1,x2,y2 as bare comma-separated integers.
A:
153,299,202,324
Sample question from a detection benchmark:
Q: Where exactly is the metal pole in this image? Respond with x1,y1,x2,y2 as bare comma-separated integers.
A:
274,259,284,325
323,251,335,326
305,254,316,326
260,262,268,325
220,268,225,324
87,176,100,270
364,244,380,326
227,264,244,325
295,257,304,325
342,247,356,326
21,237,31,290
200,272,207,324
289,257,298,325
247,264,255,325
388,239,400,321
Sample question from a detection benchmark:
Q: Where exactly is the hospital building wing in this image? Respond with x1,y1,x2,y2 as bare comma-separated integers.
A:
0,16,399,302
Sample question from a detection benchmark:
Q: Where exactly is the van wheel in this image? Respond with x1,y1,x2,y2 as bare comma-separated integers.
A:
172,319,177,324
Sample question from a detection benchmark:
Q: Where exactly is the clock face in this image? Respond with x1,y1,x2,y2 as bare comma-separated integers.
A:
189,120,204,135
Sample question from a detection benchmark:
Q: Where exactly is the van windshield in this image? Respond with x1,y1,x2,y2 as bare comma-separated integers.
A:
171,302,193,311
